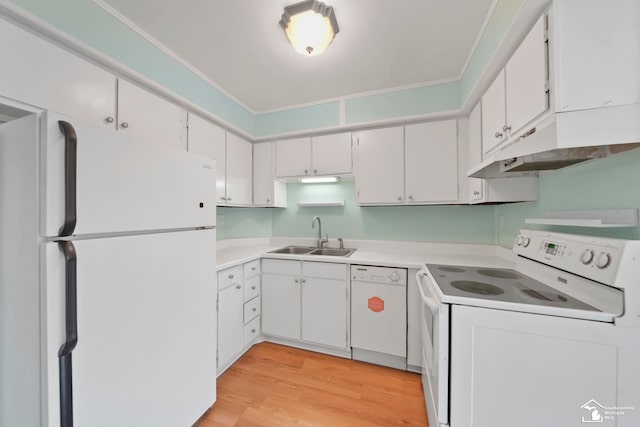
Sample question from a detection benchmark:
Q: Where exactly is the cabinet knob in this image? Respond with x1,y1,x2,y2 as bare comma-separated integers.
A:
236,284,241,289
251,266,256,271
302,279,307,284
397,196,402,201
304,169,309,175
266,198,270,203
294,278,299,283
251,285,256,290
221,197,227,201
473,191,480,196
228,274,234,279
313,169,318,174
105,116,114,123
408,195,413,200
252,307,257,312
251,328,256,333
494,131,503,139
120,122,129,129
227,197,232,201
503,125,512,133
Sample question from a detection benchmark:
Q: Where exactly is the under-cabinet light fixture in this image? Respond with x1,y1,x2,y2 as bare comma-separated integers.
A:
298,176,340,184
280,0,339,56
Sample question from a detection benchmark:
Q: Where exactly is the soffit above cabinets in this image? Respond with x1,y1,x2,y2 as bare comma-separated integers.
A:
99,0,495,112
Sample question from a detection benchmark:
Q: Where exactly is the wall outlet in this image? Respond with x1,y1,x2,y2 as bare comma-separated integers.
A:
216,214,224,225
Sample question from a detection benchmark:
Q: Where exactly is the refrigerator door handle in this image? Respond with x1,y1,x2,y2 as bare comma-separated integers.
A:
58,240,78,427
58,121,77,237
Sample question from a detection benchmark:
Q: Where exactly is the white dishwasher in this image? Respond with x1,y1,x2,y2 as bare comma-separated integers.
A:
351,265,407,370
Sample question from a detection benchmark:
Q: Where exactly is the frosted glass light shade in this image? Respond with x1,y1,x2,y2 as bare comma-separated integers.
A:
280,0,339,56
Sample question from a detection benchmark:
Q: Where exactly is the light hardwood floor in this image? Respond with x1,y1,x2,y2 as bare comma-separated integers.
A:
199,342,428,426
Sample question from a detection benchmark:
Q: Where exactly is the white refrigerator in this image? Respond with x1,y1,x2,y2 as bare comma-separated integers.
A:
0,111,218,427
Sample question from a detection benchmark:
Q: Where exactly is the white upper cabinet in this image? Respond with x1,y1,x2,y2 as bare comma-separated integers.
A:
117,80,187,149
355,127,404,205
276,137,311,177
187,113,226,204
505,15,548,138
466,102,538,204
275,133,352,178
481,69,507,154
253,142,287,207
481,16,548,156
0,18,116,128
405,120,458,204
225,133,252,206
310,133,352,175
468,103,485,203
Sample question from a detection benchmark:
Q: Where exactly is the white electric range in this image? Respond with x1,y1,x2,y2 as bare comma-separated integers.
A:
417,229,640,427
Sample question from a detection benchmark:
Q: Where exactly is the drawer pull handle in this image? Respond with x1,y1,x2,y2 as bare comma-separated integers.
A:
252,307,257,312
228,274,234,279
251,328,256,333
251,286,256,290
236,284,241,289
251,266,256,271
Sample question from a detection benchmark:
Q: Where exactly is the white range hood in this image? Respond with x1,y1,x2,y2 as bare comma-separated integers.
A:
469,103,640,178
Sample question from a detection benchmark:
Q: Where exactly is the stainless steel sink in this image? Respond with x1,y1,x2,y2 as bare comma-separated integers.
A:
309,248,356,257
268,246,316,255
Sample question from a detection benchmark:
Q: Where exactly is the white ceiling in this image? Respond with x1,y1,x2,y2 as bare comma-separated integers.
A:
101,0,495,113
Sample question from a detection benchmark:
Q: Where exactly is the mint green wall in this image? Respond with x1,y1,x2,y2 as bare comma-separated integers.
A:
270,181,496,244
496,149,640,248
7,0,254,134
216,207,272,240
254,102,340,137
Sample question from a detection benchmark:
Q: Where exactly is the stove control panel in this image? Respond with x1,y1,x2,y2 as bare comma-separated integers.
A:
513,229,626,286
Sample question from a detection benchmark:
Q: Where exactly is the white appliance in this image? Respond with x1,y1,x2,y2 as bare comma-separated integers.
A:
351,265,407,369
0,111,218,427
417,229,640,427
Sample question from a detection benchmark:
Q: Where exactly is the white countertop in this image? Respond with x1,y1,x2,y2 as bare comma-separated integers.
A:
216,237,516,271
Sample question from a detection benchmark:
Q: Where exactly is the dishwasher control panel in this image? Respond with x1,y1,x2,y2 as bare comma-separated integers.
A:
351,265,407,285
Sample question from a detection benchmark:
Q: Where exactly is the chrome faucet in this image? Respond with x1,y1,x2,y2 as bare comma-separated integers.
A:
311,216,329,248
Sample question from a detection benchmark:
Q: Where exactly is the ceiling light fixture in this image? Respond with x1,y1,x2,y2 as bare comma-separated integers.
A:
298,176,340,184
280,0,339,56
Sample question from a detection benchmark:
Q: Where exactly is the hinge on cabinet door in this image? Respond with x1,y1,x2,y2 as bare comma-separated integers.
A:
216,351,219,366
216,297,219,311
544,80,551,94
345,331,348,346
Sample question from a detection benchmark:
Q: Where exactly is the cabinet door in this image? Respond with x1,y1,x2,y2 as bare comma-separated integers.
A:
0,19,116,128
225,133,252,205
253,142,286,207
261,273,301,340
311,133,352,175
355,127,404,205
217,281,244,371
117,79,186,149
275,137,312,177
405,120,458,203
506,16,548,136
481,70,506,154
301,276,348,349
187,113,227,204
467,103,485,202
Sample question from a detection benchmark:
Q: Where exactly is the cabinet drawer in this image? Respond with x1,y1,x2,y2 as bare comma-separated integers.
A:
262,259,300,275
303,261,347,280
243,316,260,347
244,260,261,278
218,265,243,291
244,276,260,302
243,296,261,323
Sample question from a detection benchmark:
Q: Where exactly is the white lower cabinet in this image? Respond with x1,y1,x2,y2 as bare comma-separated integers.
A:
217,260,261,375
217,267,244,373
262,259,349,351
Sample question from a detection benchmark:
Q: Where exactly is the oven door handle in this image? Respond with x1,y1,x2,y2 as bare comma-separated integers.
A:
417,271,439,311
